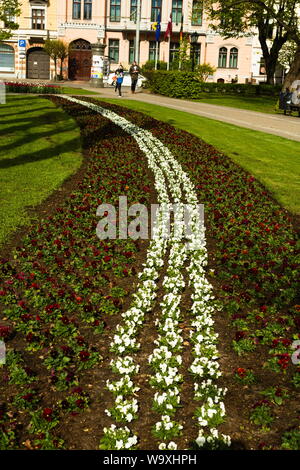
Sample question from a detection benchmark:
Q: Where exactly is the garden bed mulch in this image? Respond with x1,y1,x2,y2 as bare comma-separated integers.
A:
0,96,299,450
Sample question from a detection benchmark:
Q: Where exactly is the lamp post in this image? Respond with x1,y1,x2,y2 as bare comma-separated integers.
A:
190,31,199,72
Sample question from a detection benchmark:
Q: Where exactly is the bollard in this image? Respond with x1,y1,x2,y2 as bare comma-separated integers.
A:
0,81,6,104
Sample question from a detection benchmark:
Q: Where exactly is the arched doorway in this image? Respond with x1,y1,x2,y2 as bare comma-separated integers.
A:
27,47,50,79
68,39,92,80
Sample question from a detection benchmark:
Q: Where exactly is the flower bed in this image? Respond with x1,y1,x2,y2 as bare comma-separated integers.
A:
4,82,62,94
0,95,299,450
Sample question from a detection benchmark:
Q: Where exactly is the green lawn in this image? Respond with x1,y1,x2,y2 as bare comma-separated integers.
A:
0,95,82,245
60,86,100,95
194,94,279,114
99,98,300,215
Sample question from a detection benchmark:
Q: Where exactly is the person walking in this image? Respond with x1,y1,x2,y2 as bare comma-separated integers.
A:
129,61,141,94
114,64,124,97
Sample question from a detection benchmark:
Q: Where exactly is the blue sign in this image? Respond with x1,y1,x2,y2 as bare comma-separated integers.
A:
18,39,26,48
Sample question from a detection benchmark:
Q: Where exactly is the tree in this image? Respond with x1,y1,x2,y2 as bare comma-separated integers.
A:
0,0,21,41
195,63,217,82
204,0,294,84
208,0,300,89
278,41,297,70
57,41,69,79
44,40,68,80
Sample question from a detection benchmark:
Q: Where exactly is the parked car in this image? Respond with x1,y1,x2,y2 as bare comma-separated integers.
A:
104,71,147,88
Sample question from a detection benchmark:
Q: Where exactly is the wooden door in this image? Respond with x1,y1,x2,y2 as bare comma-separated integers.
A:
27,49,50,79
68,40,92,80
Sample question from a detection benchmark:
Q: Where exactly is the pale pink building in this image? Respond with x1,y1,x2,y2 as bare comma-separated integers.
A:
0,0,269,83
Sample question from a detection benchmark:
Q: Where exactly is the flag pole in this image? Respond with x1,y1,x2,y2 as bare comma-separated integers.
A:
155,41,158,70
167,36,170,71
135,0,141,63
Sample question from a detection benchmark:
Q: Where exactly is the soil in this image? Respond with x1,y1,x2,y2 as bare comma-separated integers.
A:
0,96,299,451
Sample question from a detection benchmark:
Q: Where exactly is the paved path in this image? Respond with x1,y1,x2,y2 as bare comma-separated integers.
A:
65,82,300,143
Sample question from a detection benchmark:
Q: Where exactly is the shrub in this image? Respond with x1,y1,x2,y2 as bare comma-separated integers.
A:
142,70,281,99
142,60,167,71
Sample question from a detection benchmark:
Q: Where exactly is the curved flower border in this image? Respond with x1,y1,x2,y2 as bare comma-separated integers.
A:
60,96,230,450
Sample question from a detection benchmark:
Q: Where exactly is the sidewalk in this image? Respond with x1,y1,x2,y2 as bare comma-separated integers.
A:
65,82,300,143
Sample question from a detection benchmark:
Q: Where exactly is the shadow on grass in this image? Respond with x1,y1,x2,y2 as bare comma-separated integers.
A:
0,135,80,169
0,122,77,154
0,108,52,120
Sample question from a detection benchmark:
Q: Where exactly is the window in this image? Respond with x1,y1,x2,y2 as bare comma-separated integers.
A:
109,39,119,63
149,40,160,62
129,39,135,63
84,0,92,20
169,42,179,63
172,0,182,24
110,0,121,22
218,47,227,68
229,47,238,68
72,0,81,19
130,0,137,22
151,0,161,22
191,0,203,26
32,9,45,30
0,43,15,72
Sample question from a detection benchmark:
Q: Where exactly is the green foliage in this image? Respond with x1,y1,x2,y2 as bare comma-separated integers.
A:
250,403,274,430
204,0,297,84
44,39,69,80
0,0,21,40
195,63,217,82
281,427,300,450
142,70,281,99
141,60,167,71
278,41,298,69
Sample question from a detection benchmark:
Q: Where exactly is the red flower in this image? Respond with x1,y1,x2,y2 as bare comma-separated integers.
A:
79,350,90,362
103,255,111,263
0,326,11,339
75,399,85,409
236,367,246,378
235,331,246,341
42,408,53,421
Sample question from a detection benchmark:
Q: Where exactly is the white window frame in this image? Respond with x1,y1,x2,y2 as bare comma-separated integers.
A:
30,5,47,31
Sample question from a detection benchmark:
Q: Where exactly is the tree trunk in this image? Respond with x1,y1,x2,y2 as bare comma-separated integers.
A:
282,43,300,90
264,56,276,85
54,58,57,80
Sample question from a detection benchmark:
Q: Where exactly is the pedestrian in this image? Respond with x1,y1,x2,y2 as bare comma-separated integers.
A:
114,64,124,97
129,61,141,94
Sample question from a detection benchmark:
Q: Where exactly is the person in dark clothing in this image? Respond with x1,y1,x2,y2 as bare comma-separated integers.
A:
114,64,124,97
279,87,293,115
129,61,141,94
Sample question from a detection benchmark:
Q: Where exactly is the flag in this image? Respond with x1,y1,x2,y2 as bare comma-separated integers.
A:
155,12,161,42
179,14,184,41
164,13,172,40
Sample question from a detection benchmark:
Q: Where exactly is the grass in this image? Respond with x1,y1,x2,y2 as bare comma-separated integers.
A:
60,86,100,96
98,98,300,215
194,94,278,114
0,95,82,245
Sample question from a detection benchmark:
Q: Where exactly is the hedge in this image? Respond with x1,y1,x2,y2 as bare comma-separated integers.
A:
142,71,282,98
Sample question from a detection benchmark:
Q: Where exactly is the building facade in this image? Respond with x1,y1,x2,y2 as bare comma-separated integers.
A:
0,0,270,83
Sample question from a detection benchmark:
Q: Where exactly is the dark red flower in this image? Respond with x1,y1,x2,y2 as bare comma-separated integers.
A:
42,408,53,421
79,350,90,362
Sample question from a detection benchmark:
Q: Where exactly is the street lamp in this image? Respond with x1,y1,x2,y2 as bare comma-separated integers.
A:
190,31,199,72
